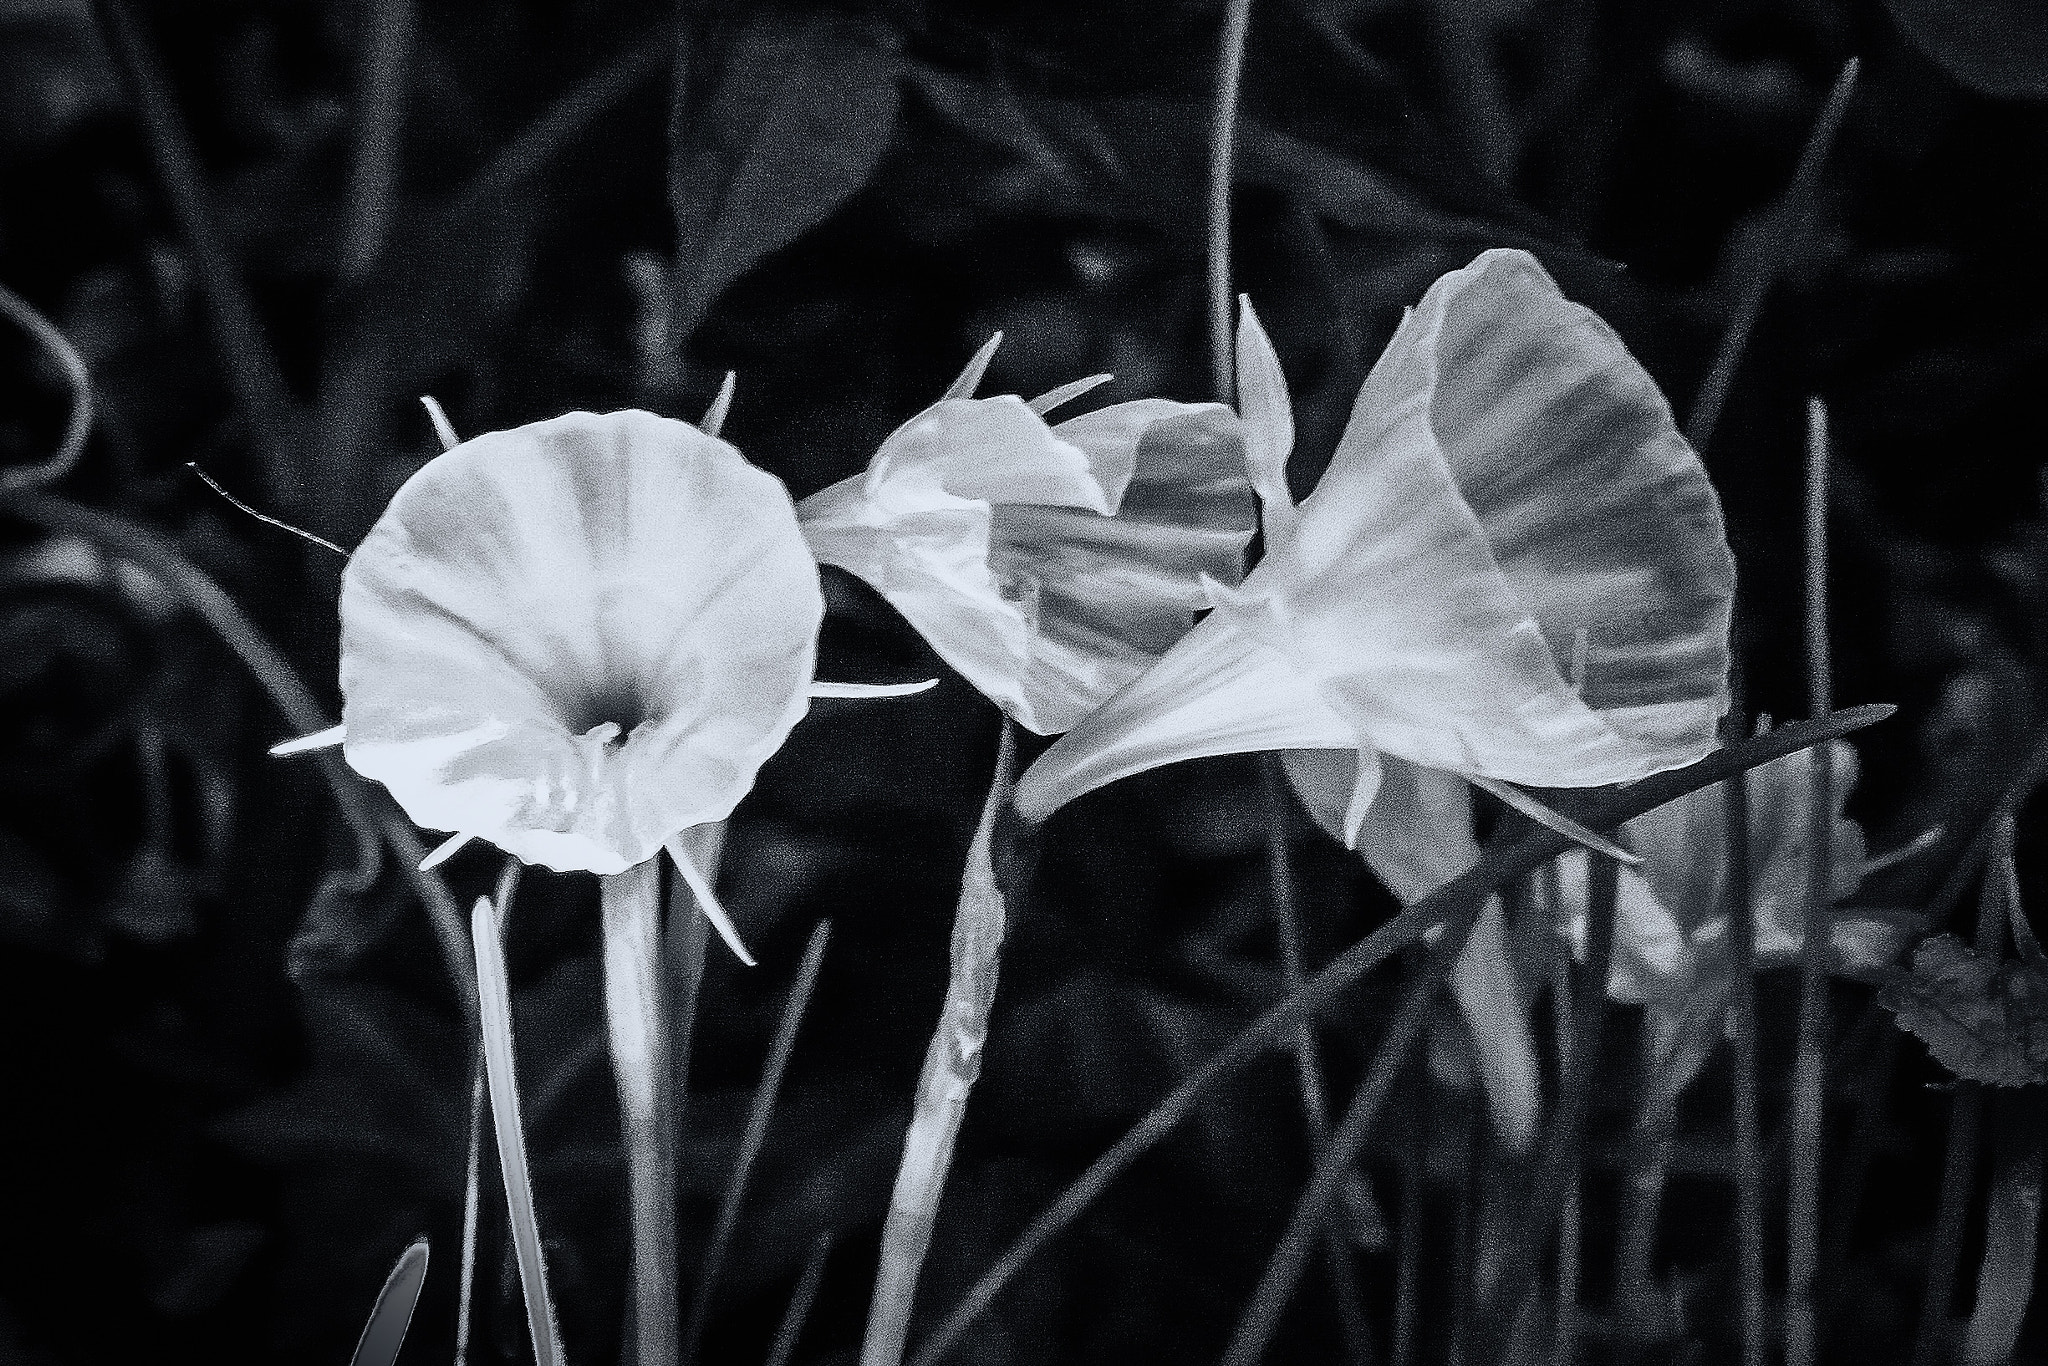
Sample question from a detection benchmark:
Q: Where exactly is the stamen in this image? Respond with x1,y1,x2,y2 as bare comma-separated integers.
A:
941,333,1003,401
421,396,461,452
665,834,756,967
420,831,476,871
808,679,939,699
187,464,349,558
1469,775,1641,866
1028,374,1114,417
700,371,737,439
270,724,347,756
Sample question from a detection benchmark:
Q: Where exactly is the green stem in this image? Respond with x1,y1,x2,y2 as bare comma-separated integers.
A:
862,726,1017,1366
1724,762,1766,1366
603,859,678,1366
1206,0,1255,404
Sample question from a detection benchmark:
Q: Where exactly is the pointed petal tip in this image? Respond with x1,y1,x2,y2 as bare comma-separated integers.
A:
808,678,940,699
666,835,756,966
270,724,346,756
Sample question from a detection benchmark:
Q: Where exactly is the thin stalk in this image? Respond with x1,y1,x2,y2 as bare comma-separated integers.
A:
1550,945,1581,1366
1614,1020,1675,1339
1684,60,1859,454
87,0,300,502
473,893,565,1366
1448,1103,1480,1366
0,490,474,1020
862,728,1017,1366
1392,1148,1422,1366
1914,817,2017,1365
1724,763,1766,1366
603,859,678,1366
683,918,833,1366
1206,0,1255,403
666,823,724,1171
456,861,521,1366
766,1233,835,1366
1220,948,1447,1366
1470,853,1619,1363
905,709,1891,1366
1265,762,1380,1364
1962,1090,2045,1365
0,283,93,492
1786,397,1835,1366
340,0,416,281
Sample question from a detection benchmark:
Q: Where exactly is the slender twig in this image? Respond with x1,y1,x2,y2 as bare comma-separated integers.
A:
1467,854,1619,1364
186,463,349,557
904,707,1891,1366
766,1232,835,1366
1684,59,1859,454
0,283,93,491
1786,397,1836,1366
1206,0,1255,404
340,0,416,281
1724,760,1766,1366
0,490,475,1017
473,893,566,1366
87,0,301,500
683,919,833,1366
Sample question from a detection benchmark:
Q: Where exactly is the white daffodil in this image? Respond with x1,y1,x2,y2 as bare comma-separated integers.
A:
797,338,1256,734
1016,249,1737,1149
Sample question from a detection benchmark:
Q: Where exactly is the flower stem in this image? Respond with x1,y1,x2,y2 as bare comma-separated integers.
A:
862,726,1017,1366
473,892,565,1366
1786,397,1835,1366
603,859,678,1366
1549,942,1580,1366
1207,0,1255,404
906,709,1892,1366
1723,760,1766,1366
685,917,832,1365
456,860,522,1366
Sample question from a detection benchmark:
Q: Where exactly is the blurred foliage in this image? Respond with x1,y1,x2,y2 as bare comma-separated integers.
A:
4,0,2048,1363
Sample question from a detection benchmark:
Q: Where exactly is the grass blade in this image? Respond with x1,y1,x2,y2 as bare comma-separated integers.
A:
1786,397,1836,1366
766,1232,835,1366
603,859,679,1366
473,894,565,1366
349,1238,429,1366
683,917,833,1365
457,862,521,1366
862,727,1016,1366
905,707,1892,1366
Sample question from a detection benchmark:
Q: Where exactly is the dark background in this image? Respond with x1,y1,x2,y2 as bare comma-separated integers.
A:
3,0,2048,1362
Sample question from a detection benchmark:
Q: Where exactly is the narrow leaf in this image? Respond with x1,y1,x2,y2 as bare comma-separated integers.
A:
348,1238,429,1366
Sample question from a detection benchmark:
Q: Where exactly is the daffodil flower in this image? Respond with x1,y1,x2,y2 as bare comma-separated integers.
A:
1016,249,1737,1148
796,336,1256,734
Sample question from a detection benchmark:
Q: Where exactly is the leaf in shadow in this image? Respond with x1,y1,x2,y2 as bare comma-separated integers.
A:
668,6,904,346
1880,933,2048,1086
1882,0,2048,101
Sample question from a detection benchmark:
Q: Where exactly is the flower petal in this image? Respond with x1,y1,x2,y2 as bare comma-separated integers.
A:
1014,608,1356,822
341,411,821,873
1275,248,1730,787
1234,296,1297,543
870,397,1109,512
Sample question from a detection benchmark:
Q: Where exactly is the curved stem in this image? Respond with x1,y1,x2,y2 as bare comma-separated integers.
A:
0,283,93,492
